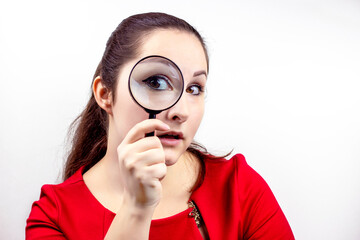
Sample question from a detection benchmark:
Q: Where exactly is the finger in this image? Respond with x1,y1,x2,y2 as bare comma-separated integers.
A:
124,119,170,144
147,163,167,180
121,147,165,174
126,136,162,154
136,148,165,166
136,163,167,183
117,137,162,167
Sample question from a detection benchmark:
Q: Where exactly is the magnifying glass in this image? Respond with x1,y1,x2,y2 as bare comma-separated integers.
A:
128,55,184,136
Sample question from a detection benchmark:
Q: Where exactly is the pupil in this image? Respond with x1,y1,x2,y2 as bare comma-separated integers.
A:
149,78,160,88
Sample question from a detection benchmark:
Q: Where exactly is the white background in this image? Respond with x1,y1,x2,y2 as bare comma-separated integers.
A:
1,0,359,239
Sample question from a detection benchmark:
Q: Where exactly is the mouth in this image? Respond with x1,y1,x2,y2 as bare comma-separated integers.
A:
157,131,183,146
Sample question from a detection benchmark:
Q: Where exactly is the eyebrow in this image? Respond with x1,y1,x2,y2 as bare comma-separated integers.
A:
193,70,207,78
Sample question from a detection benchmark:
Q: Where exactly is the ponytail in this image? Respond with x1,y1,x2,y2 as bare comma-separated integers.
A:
63,94,108,180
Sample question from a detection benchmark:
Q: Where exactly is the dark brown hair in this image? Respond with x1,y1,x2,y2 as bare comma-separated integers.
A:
64,12,225,189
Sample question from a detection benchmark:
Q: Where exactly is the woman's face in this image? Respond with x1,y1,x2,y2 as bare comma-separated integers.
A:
109,29,208,166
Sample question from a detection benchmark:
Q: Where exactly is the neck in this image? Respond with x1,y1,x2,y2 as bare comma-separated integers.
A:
153,152,201,219
161,153,199,197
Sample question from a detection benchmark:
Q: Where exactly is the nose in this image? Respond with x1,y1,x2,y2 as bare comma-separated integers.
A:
166,94,189,123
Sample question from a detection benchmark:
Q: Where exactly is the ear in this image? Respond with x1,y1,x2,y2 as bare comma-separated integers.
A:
93,76,113,114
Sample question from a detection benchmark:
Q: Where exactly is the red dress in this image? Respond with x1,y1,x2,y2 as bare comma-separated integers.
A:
26,154,294,239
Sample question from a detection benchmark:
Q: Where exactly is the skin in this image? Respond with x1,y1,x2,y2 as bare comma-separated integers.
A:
84,29,208,239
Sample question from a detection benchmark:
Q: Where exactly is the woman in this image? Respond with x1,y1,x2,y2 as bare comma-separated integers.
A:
26,12,294,239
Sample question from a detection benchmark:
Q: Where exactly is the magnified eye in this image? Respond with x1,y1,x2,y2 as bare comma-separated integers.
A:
142,75,173,91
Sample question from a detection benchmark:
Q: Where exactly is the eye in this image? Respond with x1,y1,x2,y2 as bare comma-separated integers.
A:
142,75,173,91
186,85,203,95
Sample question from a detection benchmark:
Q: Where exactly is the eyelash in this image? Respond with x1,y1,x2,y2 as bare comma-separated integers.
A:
186,84,205,95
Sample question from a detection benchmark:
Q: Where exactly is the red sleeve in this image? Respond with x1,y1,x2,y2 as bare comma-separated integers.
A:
26,185,66,239
236,155,294,239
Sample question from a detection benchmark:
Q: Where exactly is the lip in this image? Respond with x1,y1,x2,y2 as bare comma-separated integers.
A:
157,131,184,147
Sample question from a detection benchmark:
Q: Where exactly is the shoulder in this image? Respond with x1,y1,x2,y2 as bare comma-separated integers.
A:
204,153,264,186
200,154,294,239
28,167,85,217
39,167,85,204
26,167,113,239
26,168,85,238
201,153,281,220
196,153,268,200
204,153,276,203
203,153,249,171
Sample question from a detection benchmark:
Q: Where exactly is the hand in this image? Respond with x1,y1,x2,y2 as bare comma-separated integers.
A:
117,119,169,209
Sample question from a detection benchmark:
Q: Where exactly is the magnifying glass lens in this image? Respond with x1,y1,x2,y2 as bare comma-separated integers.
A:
129,56,184,112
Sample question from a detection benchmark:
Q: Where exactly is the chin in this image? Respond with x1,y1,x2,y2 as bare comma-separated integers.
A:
164,159,177,167
163,149,183,166
164,155,179,166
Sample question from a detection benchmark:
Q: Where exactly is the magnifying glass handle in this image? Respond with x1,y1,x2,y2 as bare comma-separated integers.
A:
145,112,157,137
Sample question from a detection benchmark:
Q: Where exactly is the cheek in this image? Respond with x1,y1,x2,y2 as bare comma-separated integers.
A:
189,100,205,134
113,87,149,139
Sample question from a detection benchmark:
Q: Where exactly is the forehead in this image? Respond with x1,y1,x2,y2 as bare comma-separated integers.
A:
138,29,208,77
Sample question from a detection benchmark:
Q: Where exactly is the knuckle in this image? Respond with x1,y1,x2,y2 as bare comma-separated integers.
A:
160,163,167,172
116,145,123,155
133,121,142,131
124,157,135,170
150,163,167,177
160,164,167,175
150,179,161,189
117,144,128,159
134,171,144,182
